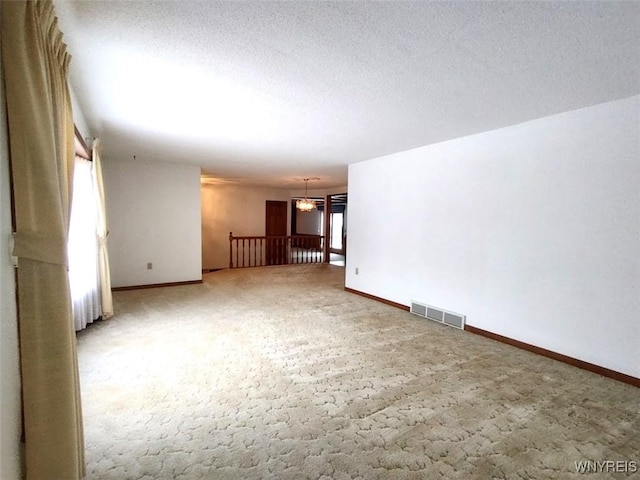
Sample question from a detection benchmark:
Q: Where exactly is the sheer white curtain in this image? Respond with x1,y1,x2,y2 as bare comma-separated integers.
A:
68,155,101,330
92,139,113,318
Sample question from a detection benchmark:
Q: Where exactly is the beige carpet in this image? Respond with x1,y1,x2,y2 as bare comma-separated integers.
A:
78,264,639,479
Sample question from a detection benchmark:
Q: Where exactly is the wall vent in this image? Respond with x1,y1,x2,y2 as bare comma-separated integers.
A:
410,300,466,330
426,307,444,322
443,312,464,329
410,302,427,317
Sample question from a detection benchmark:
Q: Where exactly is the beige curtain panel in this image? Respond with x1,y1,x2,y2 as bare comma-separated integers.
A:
93,139,114,319
1,1,85,479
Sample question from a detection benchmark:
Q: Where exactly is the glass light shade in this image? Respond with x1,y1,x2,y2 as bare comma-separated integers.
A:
296,198,316,212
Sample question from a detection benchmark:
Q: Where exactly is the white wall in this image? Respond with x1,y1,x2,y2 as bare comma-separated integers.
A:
347,96,640,378
201,184,291,270
103,159,202,288
0,45,24,479
70,87,90,143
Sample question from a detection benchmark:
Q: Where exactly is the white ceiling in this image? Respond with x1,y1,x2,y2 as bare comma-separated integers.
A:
54,1,639,189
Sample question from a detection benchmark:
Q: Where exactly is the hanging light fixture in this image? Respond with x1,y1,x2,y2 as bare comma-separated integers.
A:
296,178,316,212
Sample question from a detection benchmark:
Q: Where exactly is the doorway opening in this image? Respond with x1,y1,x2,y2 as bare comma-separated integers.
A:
327,193,347,266
290,192,347,266
330,212,343,251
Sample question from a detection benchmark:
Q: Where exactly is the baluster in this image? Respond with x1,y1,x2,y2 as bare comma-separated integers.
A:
273,237,277,265
278,237,282,265
267,237,270,266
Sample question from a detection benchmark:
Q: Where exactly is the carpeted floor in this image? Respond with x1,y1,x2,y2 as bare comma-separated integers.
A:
77,264,639,479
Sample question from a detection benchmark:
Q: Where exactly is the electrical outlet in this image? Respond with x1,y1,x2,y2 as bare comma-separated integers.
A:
355,267,359,275
147,262,153,270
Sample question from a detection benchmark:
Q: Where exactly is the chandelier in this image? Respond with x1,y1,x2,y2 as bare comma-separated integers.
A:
296,178,316,212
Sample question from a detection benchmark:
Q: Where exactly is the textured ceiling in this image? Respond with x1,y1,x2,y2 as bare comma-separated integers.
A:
54,1,639,188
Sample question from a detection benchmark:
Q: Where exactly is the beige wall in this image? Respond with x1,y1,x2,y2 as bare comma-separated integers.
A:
202,184,349,269
295,208,322,235
201,184,291,270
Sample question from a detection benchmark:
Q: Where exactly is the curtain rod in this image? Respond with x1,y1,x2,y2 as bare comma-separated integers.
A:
74,125,92,160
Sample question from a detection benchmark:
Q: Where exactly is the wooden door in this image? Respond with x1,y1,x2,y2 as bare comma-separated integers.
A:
265,201,288,265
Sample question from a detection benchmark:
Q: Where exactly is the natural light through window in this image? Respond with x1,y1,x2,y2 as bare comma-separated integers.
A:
331,212,343,250
68,157,101,330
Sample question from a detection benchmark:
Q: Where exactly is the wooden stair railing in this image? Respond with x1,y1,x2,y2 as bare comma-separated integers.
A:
229,232,325,268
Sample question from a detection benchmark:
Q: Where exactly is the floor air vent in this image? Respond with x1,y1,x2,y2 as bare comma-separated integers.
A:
410,301,466,330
